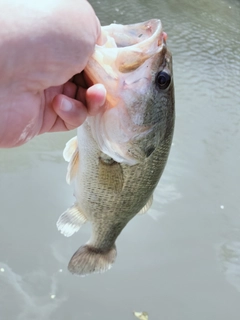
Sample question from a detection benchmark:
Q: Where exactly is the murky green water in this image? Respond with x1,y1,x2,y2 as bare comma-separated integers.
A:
1,0,240,319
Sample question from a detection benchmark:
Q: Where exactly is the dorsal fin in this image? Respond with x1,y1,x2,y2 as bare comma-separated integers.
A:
63,136,78,162
66,148,79,184
63,136,79,184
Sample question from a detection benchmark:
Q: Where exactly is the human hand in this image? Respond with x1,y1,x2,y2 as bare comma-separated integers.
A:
0,0,106,148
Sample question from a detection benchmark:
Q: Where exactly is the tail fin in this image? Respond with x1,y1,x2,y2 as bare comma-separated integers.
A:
68,244,117,276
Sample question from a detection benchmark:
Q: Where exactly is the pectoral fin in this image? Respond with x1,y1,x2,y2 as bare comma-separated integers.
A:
98,157,123,192
137,194,153,215
56,204,87,237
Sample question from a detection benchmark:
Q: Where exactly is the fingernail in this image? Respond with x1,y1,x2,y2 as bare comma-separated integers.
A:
60,98,72,111
95,84,107,105
95,83,106,92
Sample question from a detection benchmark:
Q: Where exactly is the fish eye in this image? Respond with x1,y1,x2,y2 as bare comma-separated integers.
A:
156,71,171,90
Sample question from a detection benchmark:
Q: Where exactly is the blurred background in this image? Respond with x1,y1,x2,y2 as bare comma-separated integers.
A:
0,0,240,319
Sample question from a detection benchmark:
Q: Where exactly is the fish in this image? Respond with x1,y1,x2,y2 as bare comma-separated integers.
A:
56,19,175,276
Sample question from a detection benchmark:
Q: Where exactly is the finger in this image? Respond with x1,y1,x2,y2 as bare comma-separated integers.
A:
62,81,78,98
75,87,87,105
86,83,106,116
51,94,88,131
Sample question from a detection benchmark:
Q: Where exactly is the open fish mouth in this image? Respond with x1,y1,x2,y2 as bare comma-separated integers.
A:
85,19,165,82
84,19,171,165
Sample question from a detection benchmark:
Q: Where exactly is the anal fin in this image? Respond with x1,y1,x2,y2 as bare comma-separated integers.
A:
56,204,87,237
137,194,153,215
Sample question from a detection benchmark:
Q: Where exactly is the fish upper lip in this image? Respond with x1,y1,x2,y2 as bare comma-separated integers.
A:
99,19,164,51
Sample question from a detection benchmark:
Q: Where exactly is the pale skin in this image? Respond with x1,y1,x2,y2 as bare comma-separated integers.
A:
0,0,106,148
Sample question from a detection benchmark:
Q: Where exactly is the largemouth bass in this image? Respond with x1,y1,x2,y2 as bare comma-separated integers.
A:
57,19,175,276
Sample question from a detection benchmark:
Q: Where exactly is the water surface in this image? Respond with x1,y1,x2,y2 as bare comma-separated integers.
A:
1,0,240,319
